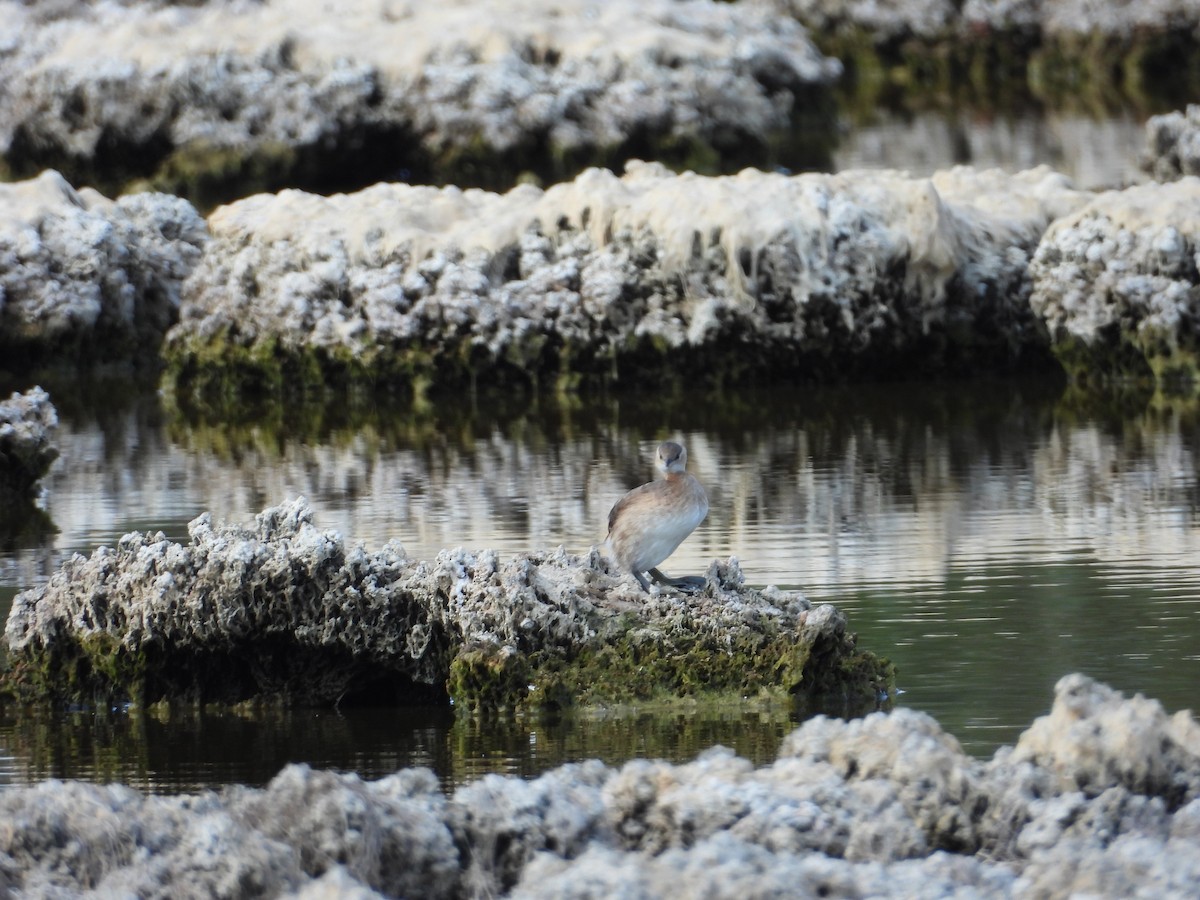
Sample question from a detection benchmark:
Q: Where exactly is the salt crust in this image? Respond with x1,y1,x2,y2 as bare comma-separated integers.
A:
1,672,1198,897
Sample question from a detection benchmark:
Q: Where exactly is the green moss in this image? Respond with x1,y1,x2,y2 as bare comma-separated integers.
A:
2,633,150,707
1050,328,1200,401
481,619,894,715
131,141,300,214
449,644,531,714
819,26,1200,118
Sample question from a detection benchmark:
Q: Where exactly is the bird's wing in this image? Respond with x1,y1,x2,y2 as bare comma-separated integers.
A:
607,482,655,535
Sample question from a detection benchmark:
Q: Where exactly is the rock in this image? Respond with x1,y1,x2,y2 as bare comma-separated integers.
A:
773,0,959,42
0,170,208,367
2,675,1197,897
0,0,839,203
451,760,612,895
227,766,460,899
0,778,306,897
1028,178,1200,389
1006,672,1200,808
601,744,930,863
773,0,1200,41
1142,105,1200,182
509,837,1015,899
1,497,892,710
778,708,989,853
0,386,58,504
965,0,1200,36
165,163,1087,406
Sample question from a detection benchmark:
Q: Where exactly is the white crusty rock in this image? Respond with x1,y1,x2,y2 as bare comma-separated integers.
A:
1026,0,1200,36
1029,178,1200,382
778,707,989,853
0,170,208,362
1006,672,1200,806
771,0,959,41
0,386,58,502
1142,105,1200,182
0,0,837,181
227,765,460,899
168,162,1089,385
3,497,880,709
1,675,1198,897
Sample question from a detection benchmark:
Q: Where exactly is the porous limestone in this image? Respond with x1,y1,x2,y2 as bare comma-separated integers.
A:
0,0,838,200
774,0,1200,42
1028,178,1200,388
1,497,890,710
0,674,1197,898
0,386,58,503
165,162,1088,403
1006,672,1200,807
1142,105,1200,182
0,170,208,366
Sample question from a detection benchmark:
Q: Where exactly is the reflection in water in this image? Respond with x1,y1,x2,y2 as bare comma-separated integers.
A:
2,377,1200,790
834,109,1148,190
0,703,800,795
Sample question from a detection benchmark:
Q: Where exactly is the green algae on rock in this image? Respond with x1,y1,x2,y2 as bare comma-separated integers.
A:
1029,178,1200,395
1,498,892,712
774,0,1200,115
163,162,1085,407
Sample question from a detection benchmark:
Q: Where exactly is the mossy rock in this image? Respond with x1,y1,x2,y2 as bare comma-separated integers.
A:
454,598,895,715
1050,329,1200,400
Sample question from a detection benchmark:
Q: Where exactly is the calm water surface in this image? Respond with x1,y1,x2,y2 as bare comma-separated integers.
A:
2,377,1199,793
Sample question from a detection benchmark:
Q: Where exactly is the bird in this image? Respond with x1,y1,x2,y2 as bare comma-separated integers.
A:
604,440,709,592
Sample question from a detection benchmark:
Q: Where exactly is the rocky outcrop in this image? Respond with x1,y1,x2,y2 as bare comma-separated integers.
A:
0,170,208,368
1142,105,1200,182
771,0,1200,120
164,162,1086,406
774,0,1200,41
1029,178,1200,389
0,386,58,513
0,0,839,205
1,497,891,710
1,673,1197,897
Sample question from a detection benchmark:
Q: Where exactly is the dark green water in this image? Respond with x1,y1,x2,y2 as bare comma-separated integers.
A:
3,377,1200,793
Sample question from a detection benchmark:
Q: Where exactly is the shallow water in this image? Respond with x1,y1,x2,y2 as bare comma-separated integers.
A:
2,377,1199,793
833,108,1148,189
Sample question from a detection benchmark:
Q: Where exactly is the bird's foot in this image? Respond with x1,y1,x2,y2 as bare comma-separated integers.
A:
647,568,706,594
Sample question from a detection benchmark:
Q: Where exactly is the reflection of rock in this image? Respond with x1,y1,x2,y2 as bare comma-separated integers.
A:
0,0,838,204
0,171,208,367
166,162,1086,404
12,380,1200,617
1029,178,1200,388
2,497,891,710
2,674,1198,897
0,386,58,518
775,0,1200,43
1143,105,1200,182
776,0,1200,121
836,110,1144,191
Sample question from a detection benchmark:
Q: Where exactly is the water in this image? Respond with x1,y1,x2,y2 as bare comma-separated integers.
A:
2,377,1199,793
833,108,1149,189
